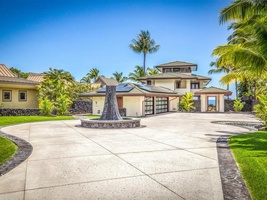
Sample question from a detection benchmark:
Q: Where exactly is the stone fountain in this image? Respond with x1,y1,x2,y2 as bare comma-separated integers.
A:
81,78,141,128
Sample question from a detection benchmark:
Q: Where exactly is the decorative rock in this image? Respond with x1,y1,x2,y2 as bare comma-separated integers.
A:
81,118,141,128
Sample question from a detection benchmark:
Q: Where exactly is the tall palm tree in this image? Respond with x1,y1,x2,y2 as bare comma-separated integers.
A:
129,30,160,72
86,68,100,83
128,66,147,82
112,72,128,83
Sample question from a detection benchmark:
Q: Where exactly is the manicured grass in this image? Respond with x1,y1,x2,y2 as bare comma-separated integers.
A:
229,131,267,200
0,116,74,126
0,136,18,165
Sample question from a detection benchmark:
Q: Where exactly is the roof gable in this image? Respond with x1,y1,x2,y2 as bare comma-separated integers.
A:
0,64,17,77
195,86,232,95
155,61,197,68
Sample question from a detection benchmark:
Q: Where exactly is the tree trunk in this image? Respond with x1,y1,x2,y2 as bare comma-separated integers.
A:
100,86,123,120
235,79,238,98
227,83,230,100
143,52,146,72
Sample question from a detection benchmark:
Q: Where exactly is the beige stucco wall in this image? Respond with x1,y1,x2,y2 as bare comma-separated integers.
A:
169,97,179,111
155,80,175,90
92,97,105,115
92,96,145,117
0,88,38,108
123,96,144,117
200,94,225,112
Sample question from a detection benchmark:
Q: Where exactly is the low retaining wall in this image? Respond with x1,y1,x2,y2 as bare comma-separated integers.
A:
69,100,92,114
81,118,141,128
224,100,258,112
0,108,40,116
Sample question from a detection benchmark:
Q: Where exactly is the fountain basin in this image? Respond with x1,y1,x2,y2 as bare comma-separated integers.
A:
81,118,141,128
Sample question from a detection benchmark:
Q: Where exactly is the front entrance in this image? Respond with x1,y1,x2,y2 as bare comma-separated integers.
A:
117,97,123,109
207,96,217,112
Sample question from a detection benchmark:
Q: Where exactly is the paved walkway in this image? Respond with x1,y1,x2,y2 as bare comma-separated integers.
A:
0,113,259,200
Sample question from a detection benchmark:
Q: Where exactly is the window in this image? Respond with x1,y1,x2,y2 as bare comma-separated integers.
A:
175,81,180,89
191,83,199,89
163,68,172,73
19,91,27,101
3,90,12,102
147,80,151,85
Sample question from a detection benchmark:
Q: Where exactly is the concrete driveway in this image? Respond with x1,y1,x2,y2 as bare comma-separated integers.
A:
0,113,259,200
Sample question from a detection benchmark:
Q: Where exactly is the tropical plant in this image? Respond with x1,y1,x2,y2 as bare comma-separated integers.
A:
55,93,72,115
128,66,147,82
129,30,160,71
233,98,244,112
38,68,75,115
112,71,128,83
39,96,54,116
86,68,100,83
9,67,29,78
147,67,159,75
179,92,195,112
254,94,267,127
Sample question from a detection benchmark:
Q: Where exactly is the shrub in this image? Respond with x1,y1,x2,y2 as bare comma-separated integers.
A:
254,94,267,127
39,96,54,116
233,98,244,112
55,93,72,115
179,92,195,112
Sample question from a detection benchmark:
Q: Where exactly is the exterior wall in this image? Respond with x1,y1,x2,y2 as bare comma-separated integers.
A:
92,97,105,115
199,94,225,112
0,88,38,108
92,96,144,117
169,97,179,111
123,96,144,117
155,79,175,90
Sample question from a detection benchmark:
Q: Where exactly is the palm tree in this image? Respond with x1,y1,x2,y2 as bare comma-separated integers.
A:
86,68,100,83
112,72,128,83
80,75,91,83
147,67,159,75
128,66,147,82
129,30,160,72
220,0,267,24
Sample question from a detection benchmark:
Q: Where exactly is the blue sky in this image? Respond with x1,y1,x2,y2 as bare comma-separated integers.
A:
0,0,232,92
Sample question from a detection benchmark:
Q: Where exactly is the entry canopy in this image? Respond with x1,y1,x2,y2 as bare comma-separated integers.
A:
194,86,232,96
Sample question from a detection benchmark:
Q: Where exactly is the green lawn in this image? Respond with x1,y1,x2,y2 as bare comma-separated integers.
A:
85,115,100,119
0,136,18,165
0,116,74,126
229,131,267,200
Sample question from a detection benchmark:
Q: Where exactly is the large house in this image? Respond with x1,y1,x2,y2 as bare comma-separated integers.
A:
0,64,39,108
81,61,232,116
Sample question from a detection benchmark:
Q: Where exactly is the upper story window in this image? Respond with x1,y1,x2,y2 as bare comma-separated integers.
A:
147,80,151,85
191,83,199,89
19,91,27,101
175,81,181,89
3,90,12,102
163,68,172,73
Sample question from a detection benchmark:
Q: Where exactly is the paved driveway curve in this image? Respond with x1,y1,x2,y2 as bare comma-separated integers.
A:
0,113,259,200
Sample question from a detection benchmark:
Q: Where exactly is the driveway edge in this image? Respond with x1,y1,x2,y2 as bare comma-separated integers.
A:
0,130,32,176
217,136,251,200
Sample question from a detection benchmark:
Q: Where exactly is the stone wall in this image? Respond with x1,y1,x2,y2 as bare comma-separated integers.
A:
69,100,92,114
0,108,40,116
119,108,126,117
224,100,258,112
0,100,93,116
193,100,201,112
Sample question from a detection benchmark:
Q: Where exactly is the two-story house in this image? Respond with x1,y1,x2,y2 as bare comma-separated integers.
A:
81,61,232,116
138,61,232,113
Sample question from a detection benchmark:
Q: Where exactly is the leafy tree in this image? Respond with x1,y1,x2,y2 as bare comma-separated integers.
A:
128,66,147,82
233,98,244,112
55,93,72,115
86,68,100,83
112,71,128,83
179,92,195,112
147,67,159,75
9,67,29,78
129,30,160,72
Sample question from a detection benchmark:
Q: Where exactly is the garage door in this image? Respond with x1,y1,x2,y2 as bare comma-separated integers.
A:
145,97,154,115
156,97,168,114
